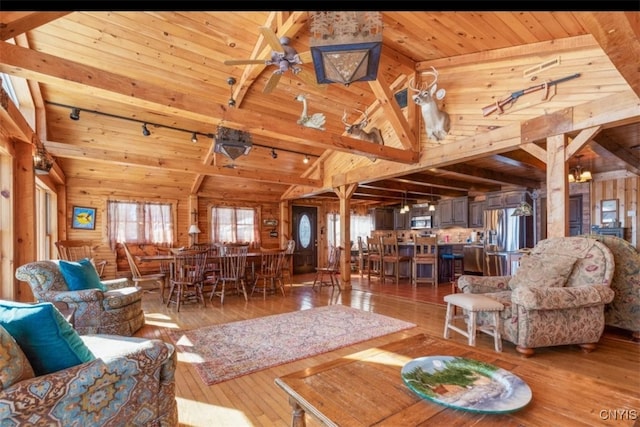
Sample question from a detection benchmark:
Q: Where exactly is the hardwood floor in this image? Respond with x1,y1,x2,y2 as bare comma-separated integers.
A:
135,274,639,427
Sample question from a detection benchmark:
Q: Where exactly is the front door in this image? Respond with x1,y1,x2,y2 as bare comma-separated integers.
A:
292,205,317,274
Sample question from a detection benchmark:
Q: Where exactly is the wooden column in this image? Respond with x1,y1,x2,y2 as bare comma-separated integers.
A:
334,183,357,290
14,139,36,301
546,134,569,237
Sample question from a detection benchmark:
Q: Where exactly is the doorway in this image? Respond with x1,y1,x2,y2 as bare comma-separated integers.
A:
540,194,583,239
292,205,317,274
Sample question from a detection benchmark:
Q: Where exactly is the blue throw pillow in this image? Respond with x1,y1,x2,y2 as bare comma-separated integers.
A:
59,258,105,291
0,300,95,376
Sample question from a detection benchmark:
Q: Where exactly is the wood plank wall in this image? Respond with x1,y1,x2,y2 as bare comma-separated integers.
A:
592,176,639,246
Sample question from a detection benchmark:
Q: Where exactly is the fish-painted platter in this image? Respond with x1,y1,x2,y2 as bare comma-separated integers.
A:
401,356,532,413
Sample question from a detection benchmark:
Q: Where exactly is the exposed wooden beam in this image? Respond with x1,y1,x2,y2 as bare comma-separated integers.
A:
438,164,540,188
0,41,418,164
576,12,640,98
368,73,417,150
44,141,322,187
0,12,70,41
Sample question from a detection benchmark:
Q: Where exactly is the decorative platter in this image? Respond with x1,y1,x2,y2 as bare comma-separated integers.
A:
401,356,532,413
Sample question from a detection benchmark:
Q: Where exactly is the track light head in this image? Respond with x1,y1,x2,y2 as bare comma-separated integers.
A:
271,148,277,159
303,155,309,164
191,132,198,143
69,107,80,121
141,123,151,136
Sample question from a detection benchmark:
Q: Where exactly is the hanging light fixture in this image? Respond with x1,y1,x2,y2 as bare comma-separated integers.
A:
309,11,383,86
32,134,54,175
227,77,236,107
428,185,436,211
213,126,252,161
568,156,592,183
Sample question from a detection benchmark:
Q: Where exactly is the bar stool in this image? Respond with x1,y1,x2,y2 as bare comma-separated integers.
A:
441,252,464,288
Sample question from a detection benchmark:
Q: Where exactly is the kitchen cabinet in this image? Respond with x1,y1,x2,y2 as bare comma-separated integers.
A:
485,190,529,209
438,197,468,228
372,208,394,230
394,209,411,230
468,200,485,228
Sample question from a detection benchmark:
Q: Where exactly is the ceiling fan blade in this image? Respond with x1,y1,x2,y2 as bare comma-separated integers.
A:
259,26,285,53
263,73,282,94
298,51,312,64
224,59,265,66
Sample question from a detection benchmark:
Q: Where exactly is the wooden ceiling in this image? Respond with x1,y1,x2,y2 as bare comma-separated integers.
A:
1,11,638,207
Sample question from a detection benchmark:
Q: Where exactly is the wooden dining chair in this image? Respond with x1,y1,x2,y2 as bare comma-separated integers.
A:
252,248,286,299
122,243,168,302
412,236,438,287
281,239,296,289
366,236,383,281
166,249,208,311
209,244,249,305
357,236,369,277
312,245,342,293
381,236,411,285
55,239,107,278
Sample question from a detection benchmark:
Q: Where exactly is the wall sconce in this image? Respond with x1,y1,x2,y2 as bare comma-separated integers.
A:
32,135,54,175
188,224,201,245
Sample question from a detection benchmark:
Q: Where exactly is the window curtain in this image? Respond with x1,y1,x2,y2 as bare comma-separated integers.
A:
107,201,173,251
210,206,259,248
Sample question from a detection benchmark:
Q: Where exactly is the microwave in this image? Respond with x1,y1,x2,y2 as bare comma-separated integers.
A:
410,215,432,229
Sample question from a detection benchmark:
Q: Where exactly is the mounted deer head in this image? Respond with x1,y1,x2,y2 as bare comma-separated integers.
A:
342,108,385,161
409,66,451,142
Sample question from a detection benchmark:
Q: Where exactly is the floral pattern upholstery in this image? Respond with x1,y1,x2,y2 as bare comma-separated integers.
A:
0,333,178,426
582,234,640,340
458,236,615,354
15,260,145,336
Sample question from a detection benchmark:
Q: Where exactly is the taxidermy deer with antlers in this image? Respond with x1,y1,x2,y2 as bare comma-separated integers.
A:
409,66,450,142
342,109,384,161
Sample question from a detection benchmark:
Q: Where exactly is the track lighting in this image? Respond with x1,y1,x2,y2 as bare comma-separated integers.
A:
191,132,198,143
227,77,236,107
69,107,80,121
271,148,277,159
303,155,310,164
141,123,151,136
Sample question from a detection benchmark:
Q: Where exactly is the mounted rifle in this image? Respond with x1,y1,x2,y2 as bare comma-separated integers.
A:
482,73,581,117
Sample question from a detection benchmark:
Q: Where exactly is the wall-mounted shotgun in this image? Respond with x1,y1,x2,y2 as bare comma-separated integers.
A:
482,73,581,117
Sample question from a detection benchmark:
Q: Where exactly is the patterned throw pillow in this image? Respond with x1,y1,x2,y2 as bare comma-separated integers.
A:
58,258,105,291
0,325,35,390
509,253,578,290
0,300,95,376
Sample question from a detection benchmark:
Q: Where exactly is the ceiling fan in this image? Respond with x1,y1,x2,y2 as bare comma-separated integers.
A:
224,26,322,94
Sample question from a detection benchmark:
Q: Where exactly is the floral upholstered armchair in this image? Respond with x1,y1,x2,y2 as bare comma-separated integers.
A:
458,236,615,356
582,234,640,341
16,260,145,336
0,328,178,426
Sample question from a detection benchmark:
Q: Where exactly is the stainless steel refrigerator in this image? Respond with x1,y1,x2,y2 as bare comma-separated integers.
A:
483,208,532,276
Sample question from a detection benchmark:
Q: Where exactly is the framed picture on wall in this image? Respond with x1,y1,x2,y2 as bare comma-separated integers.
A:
72,206,96,230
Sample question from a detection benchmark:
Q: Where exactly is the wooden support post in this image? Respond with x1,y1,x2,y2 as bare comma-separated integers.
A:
547,134,569,237
334,183,357,290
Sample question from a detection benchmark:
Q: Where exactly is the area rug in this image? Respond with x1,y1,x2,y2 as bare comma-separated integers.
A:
167,304,416,386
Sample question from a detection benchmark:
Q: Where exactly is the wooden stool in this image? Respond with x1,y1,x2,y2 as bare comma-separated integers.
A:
443,293,504,352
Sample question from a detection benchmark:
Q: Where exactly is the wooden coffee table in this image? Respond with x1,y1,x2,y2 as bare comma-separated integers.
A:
275,333,639,427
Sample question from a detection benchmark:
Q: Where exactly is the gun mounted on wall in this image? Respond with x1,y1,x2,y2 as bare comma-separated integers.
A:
482,73,581,117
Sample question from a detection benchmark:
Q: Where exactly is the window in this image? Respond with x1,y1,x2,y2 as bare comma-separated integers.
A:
107,200,174,250
35,180,57,260
210,206,258,247
327,212,373,252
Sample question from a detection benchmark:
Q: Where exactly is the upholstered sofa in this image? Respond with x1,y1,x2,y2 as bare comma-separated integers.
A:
582,234,640,341
16,260,145,336
458,236,616,356
0,328,178,426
